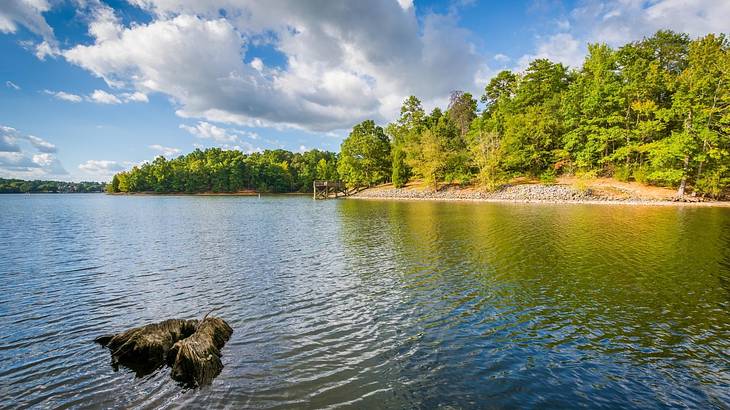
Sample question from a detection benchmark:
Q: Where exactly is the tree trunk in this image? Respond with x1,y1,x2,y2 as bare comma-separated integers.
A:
677,155,689,197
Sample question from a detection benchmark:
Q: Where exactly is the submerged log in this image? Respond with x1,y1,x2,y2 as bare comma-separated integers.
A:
95,318,198,376
167,317,233,386
95,316,233,385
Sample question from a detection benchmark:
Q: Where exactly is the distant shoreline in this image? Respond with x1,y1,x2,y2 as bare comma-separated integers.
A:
106,191,309,196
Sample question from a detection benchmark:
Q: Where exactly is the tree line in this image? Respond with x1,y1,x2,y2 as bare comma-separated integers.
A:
339,31,729,198
108,148,337,193
0,178,105,193
110,31,729,198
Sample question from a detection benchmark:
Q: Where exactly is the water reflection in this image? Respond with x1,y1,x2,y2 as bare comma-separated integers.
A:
337,200,730,408
0,195,728,409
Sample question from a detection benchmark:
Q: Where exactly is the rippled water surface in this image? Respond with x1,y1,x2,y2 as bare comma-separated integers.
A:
1,194,729,409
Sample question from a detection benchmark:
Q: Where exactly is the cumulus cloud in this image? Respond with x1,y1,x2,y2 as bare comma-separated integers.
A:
0,0,55,43
44,89,83,103
88,89,122,104
0,126,21,152
44,88,147,104
149,144,180,157
517,33,583,70
25,134,56,152
179,121,263,153
180,121,239,143
0,125,66,178
77,159,125,178
62,1,484,132
493,53,511,64
0,125,56,153
5,80,20,90
122,91,148,103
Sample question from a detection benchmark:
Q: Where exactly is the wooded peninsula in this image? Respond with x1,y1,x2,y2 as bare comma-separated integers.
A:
0,178,105,193
107,31,729,199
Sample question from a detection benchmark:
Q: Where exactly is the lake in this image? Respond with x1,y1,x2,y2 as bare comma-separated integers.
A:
0,194,728,409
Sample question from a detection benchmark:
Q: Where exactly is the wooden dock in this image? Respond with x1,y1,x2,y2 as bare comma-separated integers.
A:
313,180,348,199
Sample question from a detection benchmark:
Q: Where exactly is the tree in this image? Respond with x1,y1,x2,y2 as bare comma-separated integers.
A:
108,175,120,193
391,146,408,188
467,117,504,190
562,43,624,170
447,90,477,138
667,34,729,196
406,128,449,188
337,120,392,188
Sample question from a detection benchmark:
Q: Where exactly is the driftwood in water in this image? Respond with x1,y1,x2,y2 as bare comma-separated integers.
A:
95,316,232,385
167,317,233,386
95,319,198,376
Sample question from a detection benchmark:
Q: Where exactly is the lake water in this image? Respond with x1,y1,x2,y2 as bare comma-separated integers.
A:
1,194,729,409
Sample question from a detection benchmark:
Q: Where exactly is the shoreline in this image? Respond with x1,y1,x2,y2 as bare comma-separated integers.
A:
348,181,730,207
348,195,730,207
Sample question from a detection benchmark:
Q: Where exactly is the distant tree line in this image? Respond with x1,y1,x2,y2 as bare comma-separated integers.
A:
111,31,729,198
108,148,337,193
0,178,106,193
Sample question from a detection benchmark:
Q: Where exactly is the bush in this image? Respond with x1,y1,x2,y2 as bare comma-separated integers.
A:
695,167,730,199
614,165,631,182
633,166,649,184
444,171,472,187
539,170,557,184
573,170,597,193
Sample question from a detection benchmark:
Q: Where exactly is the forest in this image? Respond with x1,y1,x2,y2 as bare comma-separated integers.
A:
109,31,729,198
0,178,106,193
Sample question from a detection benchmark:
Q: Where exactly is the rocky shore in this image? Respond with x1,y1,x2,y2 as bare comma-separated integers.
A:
349,182,727,206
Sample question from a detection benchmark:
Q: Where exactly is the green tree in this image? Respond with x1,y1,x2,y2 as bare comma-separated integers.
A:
467,117,504,190
391,146,409,188
338,120,392,188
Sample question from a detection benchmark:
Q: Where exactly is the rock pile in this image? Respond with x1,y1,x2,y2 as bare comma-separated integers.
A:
351,183,648,202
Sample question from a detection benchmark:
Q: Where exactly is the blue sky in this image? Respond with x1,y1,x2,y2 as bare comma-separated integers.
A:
0,0,727,181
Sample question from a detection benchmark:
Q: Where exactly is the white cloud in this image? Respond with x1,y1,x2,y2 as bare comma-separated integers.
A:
180,121,239,143
0,0,56,44
0,124,66,178
44,89,83,103
0,125,56,153
25,134,56,152
77,159,125,177
44,88,147,104
493,53,511,64
149,144,180,157
63,2,484,132
179,121,263,153
0,126,21,152
122,91,148,103
517,33,584,70
250,57,264,72
5,80,20,90
89,89,121,104
34,39,58,60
